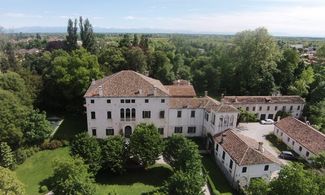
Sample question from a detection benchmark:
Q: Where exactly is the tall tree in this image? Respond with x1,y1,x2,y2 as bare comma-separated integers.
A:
149,51,175,84
65,19,78,51
0,142,15,169
101,136,126,174
124,47,147,73
139,35,149,51
79,17,96,53
129,123,163,167
47,158,96,195
0,166,25,195
70,133,102,174
132,34,139,47
233,27,280,95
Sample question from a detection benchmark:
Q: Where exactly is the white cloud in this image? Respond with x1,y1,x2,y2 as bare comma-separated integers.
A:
123,16,136,20
3,12,42,18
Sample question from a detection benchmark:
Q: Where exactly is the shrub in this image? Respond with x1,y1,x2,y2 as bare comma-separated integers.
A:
14,146,40,164
39,185,48,193
41,140,63,150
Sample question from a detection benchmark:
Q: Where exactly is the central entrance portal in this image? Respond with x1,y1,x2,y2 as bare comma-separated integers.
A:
124,126,132,138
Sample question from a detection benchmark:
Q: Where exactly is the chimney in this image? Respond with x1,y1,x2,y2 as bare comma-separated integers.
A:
221,134,226,143
98,85,103,96
204,91,208,97
258,142,264,153
277,116,281,122
91,79,96,85
153,87,157,96
138,89,143,95
221,93,224,98
143,71,149,76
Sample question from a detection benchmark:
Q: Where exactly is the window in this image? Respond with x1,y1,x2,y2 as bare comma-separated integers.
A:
297,106,300,110
91,112,96,119
107,111,112,119
131,108,136,118
126,108,130,119
174,127,183,133
290,106,293,111
177,110,182,118
276,129,279,133
287,137,290,142
120,109,124,119
188,127,196,134
306,151,310,157
216,144,219,152
107,99,111,103
161,99,165,103
126,99,130,103
299,146,302,151
259,106,262,111
121,99,124,103
264,165,269,171
222,151,225,160
92,129,96,136
242,167,247,173
205,113,209,121
275,106,278,111
106,128,114,136
253,106,256,111
91,99,95,103
246,107,249,111
145,99,149,103
131,99,135,103
283,106,286,111
158,128,164,135
229,159,233,169
280,132,283,136
292,141,295,146
142,111,151,118
191,110,195,118
159,110,165,119
267,106,270,111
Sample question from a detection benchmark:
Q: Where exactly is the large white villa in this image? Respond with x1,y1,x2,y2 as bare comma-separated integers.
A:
84,70,239,138
83,70,297,189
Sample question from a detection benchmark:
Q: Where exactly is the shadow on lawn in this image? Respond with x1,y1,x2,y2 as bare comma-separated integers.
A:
53,113,87,140
95,166,173,187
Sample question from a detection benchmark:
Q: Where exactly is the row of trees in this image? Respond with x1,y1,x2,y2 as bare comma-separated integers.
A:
44,123,205,195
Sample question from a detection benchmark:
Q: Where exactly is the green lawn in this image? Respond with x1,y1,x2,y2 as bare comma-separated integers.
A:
95,164,173,195
265,133,290,152
53,113,87,140
202,155,236,195
15,147,72,195
15,147,171,195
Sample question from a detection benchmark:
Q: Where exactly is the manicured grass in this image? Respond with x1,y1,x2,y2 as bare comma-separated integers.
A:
202,155,236,195
95,164,173,195
53,113,87,140
15,147,72,195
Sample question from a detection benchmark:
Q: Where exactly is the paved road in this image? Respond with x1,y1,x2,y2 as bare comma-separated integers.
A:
236,122,288,165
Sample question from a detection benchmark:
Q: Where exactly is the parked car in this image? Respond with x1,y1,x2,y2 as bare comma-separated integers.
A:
260,119,274,125
279,151,296,160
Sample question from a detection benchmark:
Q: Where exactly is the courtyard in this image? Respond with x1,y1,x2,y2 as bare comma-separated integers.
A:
236,122,288,165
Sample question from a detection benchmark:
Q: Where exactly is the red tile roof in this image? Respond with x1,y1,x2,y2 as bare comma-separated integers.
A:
169,96,238,113
84,70,169,97
165,85,196,97
214,129,281,165
222,96,305,104
275,117,325,155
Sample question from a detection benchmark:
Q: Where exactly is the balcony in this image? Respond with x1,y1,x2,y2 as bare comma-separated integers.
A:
121,118,136,122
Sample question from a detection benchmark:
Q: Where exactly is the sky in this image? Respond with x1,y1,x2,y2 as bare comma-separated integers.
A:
0,0,324,37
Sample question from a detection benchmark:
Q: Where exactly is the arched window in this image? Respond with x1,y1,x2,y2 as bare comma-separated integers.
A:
132,108,136,119
219,115,224,128
126,108,131,119
229,115,234,126
120,108,124,119
224,115,229,127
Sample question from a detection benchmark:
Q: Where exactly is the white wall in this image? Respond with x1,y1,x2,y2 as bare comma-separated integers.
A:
203,111,238,136
274,127,314,161
213,141,280,188
85,96,169,138
233,103,304,120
